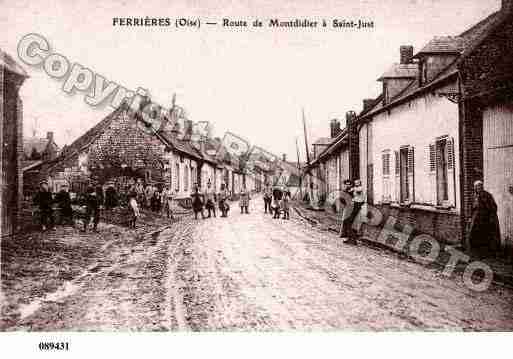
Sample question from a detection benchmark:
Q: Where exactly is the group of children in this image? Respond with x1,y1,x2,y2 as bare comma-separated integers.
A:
263,184,292,220
127,183,176,228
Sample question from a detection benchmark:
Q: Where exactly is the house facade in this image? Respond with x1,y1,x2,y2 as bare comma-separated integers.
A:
458,0,513,253
355,4,513,248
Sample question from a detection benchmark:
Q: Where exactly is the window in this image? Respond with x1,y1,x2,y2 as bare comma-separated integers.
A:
382,151,391,176
382,150,391,202
419,58,428,86
430,137,455,206
399,146,414,203
175,163,180,192
184,165,189,192
383,83,389,105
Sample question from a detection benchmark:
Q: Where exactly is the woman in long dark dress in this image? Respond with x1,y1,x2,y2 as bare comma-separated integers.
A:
191,184,205,220
467,180,501,256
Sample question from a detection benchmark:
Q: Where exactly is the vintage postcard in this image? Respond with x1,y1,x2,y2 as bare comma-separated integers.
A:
1,0,512,356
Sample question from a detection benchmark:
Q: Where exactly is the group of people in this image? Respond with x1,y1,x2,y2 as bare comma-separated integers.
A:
125,181,177,228
33,180,102,232
263,184,292,220
189,180,251,220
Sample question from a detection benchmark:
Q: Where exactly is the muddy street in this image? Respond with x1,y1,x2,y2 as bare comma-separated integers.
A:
2,199,513,331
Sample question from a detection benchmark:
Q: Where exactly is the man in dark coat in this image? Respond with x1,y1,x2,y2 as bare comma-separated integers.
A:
33,181,54,231
263,183,272,214
83,186,100,232
191,184,206,220
55,183,73,225
104,183,118,210
467,180,501,256
272,186,283,219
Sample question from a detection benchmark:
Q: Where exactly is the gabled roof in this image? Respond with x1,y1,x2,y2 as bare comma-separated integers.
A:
0,49,28,78
360,10,502,121
378,63,418,81
58,106,121,160
308,128,349,167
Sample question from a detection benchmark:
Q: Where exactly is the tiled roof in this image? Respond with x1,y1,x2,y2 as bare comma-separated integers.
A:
312,137,333,146
0,49,28,78
60,106,121,159
378,63,418,80
361,10,502,120
415,36,466,55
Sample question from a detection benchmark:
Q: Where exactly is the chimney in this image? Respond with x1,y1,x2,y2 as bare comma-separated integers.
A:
400,45,414,64
502,0,513,13
282,153,287,162
345,111,357,127
46,131,54,142
363,99,375,112
330,119,341,138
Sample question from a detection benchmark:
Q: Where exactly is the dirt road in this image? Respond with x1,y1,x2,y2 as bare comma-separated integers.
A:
2,199,513,331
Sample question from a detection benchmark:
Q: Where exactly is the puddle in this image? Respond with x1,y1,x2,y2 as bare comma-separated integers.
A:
18,281,80,320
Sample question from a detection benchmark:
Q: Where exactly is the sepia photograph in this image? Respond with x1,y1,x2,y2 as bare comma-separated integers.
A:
1,0,513,356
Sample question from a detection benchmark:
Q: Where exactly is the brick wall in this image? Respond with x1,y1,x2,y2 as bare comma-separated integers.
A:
459,99,483,243
1,71,24,236
347,111,359,181
362,204,462,245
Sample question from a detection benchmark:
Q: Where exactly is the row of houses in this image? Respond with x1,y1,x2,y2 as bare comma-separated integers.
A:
34,101,265,205
306,0,513,254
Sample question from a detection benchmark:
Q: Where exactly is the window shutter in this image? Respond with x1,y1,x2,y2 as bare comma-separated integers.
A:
384,153,390,176
382,153,387,175
429,143,436,172
394,151,400,175
447,137,454,170
407,146,414,173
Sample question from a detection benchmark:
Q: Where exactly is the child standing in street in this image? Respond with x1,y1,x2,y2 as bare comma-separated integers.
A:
128,191,140,228
281,186,291,220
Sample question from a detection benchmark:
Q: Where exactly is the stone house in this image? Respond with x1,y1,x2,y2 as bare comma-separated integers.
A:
42,102,220,205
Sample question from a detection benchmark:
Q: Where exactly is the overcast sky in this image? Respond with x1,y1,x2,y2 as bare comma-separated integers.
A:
1,0,499,161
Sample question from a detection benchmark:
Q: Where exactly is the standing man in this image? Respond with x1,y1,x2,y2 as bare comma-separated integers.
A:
145,183,155,210
342,179,365,245
205,179,217,218
162,185,175,219
218,183,230,218
239,185,250,214
104,182,118,210
467,180,501,256
263,183,272,214
191,184,206,220
55,183,73,226
272,185,283,219
135,179,145,208
34,180,54,231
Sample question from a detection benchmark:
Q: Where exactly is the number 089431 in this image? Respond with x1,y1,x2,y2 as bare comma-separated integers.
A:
38,342,69,351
